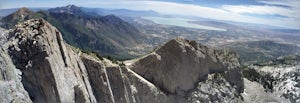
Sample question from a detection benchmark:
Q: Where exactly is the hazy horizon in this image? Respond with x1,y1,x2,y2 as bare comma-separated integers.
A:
1,0,299,30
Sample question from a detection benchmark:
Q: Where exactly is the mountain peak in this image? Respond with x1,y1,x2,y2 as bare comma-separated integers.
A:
66,4,78,8
15,7,33,14
0,7,34,29
129,37,243,96
48,4,83,15
12,7,34,18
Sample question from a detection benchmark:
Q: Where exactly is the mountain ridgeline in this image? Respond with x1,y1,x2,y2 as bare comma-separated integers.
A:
1,5,300,103
1,19,244,103
0,5,145,59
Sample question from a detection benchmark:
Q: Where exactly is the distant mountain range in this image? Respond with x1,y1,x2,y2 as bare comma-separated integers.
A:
0,5,146,59
0,5,160,18
82,7,160,17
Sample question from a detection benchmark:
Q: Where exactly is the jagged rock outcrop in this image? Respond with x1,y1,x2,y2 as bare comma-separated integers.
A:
0,48,32,103
0,18,246,103
127,37,244,102
5,19,97,103
187,73,242,103
1,27,32,103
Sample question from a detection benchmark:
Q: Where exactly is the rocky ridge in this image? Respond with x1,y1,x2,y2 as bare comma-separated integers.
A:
0,19,244,103
243,56,300,103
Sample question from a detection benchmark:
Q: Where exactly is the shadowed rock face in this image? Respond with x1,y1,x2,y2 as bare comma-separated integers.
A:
81,54,115,103
0,18,245,103
0,48,32,103
81,54,169,103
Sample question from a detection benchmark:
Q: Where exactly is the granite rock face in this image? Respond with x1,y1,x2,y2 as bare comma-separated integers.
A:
81,54,115,103
6,19,96,103
81,54,168,103
0,19,245,103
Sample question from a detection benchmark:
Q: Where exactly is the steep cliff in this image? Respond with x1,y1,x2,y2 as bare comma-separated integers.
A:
5,19,96,103
81,54,168,103
0,19,245,103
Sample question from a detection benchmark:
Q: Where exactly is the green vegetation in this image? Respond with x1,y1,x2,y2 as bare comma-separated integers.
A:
229,41,300,65
119,62,125,67
80,49,104,60
253,55,300,66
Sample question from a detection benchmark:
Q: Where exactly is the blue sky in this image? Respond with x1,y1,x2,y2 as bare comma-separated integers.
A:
0,0,299,29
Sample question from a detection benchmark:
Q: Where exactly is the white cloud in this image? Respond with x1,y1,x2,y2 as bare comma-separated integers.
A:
259,0,300,8
221,0,300,20
219,0,300,29
222,5,293,17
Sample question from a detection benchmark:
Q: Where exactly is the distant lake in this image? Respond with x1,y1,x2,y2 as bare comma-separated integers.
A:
143,17,226,31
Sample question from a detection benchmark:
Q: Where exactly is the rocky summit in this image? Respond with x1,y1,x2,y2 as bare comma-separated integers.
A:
127,37,244,102
1,18,281,103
